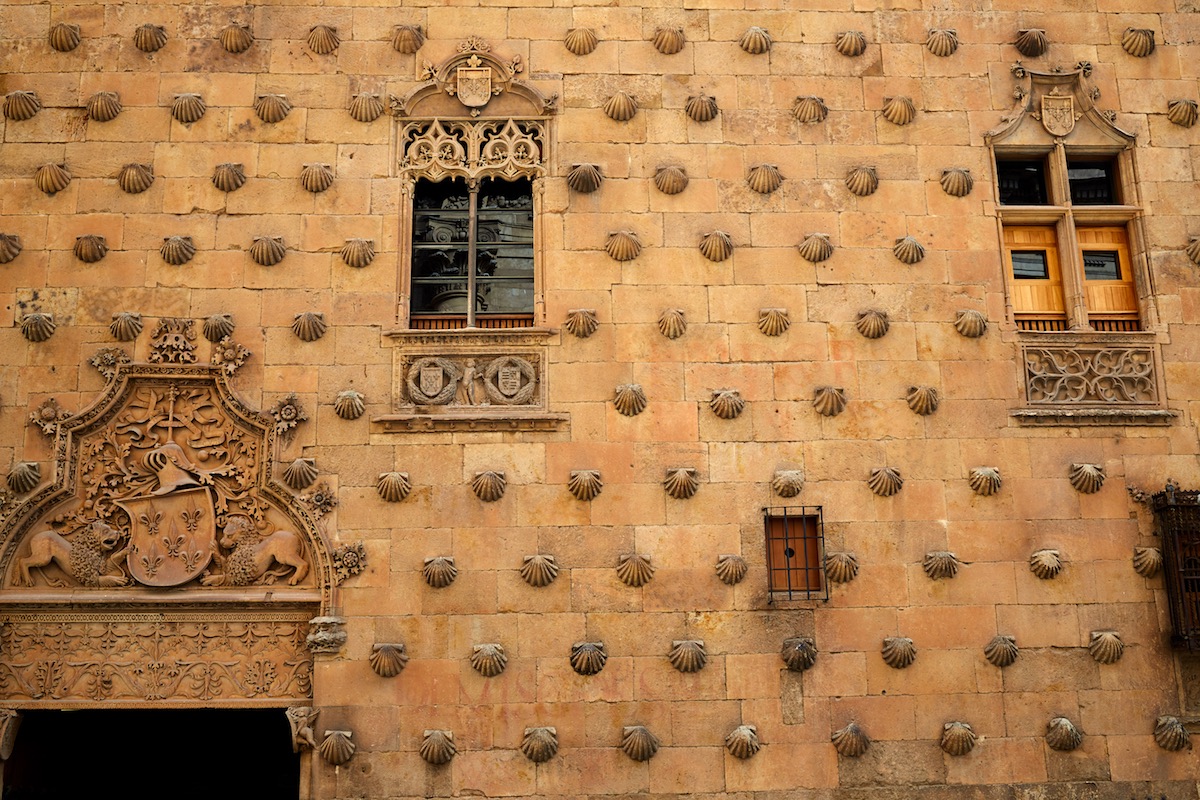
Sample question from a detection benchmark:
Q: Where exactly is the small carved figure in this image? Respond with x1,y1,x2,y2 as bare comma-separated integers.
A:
455,359,489,406
16,520,129,587
202,515,308,586
286,707,320,752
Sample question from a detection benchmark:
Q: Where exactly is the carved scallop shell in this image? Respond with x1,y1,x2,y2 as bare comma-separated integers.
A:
369,642,408,677
219,23,254,54
21,313,55,343
307,25,340,55
250,236,286,267
1168,99,1198,128
568,470,603,501
813,386,847,417
793,95,828,123
845,166,878,197
86,91,122,122
781,636,818,672
772,470,804,498
563,309,599,338
0,234,21,264
521,727,557,763
1046,717,1082,752
835,30,867,57
376,471,411,503
254,94,292,124
797,233,833,263
940,168,974,197
881,637,916,669
292,311,327,342
1188,238,1200,267
1121,28,1155,58
715,554,748,585
423,556,457,588
1069,463,1105,494
117,163,154,194
832,722,870,757
212,163,246,193
319,731,355,766
653,165,689,195
923,551,959,580
747,164,783,195
726,725,761,759
658,308,687,339
1133,546,1162,579
5,91,41,121
348,93,384,123
668,640,707,673
391,25,424,54
109,312,143,341
739,26,772,55
570,642,607,675
49,22,81,52
340,238,375,268
881,96,917,126
1014,29,1048,58
1154,716,1190,752
202,313,235,342
75,235,108,263
1088,630,1124,664
334,389,365,420
621,726,660,761
1030,549,1062,580
893,236,926,264
520,554,559,587
282,458,318,490
954,309,988,338
603,92,638,122
300,163,334,194
7,463,41,495
758,308,790,336
825,552,859,584
941,722,976,756
699,231,733,262
567,163,603,193
614,384,647,416
617,553,655,587
34,163,71,195
906,386,940,416
652,27,685,55
419,730,456,765
171,94,206,124
685,94,719,123
605,230,642,261
472,470,507,502
564,27,599,56
134,24,167,53
470,643,507,677
969,467,1002,497
855,309,889,339
926,29,958,57
663,467,699,500
984,634,1019,667
157,235,195,266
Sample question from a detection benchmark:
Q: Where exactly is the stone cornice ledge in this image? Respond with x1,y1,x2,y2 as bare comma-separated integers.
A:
1011,407,1178,426
374,410,570,433
383,328,558,348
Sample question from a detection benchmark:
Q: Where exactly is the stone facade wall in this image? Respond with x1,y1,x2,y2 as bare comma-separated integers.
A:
3,0,1200,797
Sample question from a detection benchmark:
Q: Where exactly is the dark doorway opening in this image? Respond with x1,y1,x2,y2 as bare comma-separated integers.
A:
3,708,300,800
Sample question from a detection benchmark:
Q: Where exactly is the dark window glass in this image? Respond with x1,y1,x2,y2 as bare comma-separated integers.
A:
997,159,1048,205
1011,250,1049,279
1083,250,1121,280
1067,160,1118,205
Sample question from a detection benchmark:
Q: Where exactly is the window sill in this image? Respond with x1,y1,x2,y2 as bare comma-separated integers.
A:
384,327,556,346
1010,407,1177,426
374,411,569,433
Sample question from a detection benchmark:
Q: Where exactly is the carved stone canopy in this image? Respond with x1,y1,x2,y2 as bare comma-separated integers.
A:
987,63,1134,147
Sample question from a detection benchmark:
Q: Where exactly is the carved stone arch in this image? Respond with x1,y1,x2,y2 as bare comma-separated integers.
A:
986,62,1135,147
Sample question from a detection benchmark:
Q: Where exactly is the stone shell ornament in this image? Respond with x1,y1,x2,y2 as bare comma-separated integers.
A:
470,643,507,677
1121,28,1155,58
1188,237,1200,267
117,163,154,194
603,92,638,122
282,458,318,491
1088,630,1124,664
563,309,599,338
171,94,206,124
832,723,870,757
520,727,558,763
334,390,365,420
1030,549,1063,580
300,163,334,193
564,27,598,56
376,472,411,503
923,551,960,580
726,726,761,759
617,553,655,587
881,637,916,669
212,163,246,193
570,642,607,675
1168,99,1198,128
1154,716,1190,752
250,236,286,267
0,234,22,264
1015,29,1048,58
109,312,143,341
307,25,340,55
653,165,689,195
813,386,848,417
369,643,409,677
658,309,687,340
348,93,384,123
835,30,867,57
568,470,603,501
86,91,122,122
254,94,292,124
419,730,456,765
34,163,72,195
797,233,834,263
926,29,958,57
954,309,988,338
667,640,707,673
868,467,903,497
160,236,195,266
793,95,828,123
772,470,804,498
969,467,1002,497
747,164,783,194
906,386,940,416
941,722,976,756
292,312,327,342
219,23,254,54
5,91,42,121
520,554,559,587
621,726,660,761
663,468,699,499
49,22,81,52
74,235,108,263
893,236,926,264
941,168,974,197
739,26,772,54
567,163,604,193
781,636,818,672
881,96,917,126
685,94,719,123
340,239,375,268
825,552,859,584
472,470,507,502
758,308,790,336
202,313,235,342
845,166,878,197
423,556,458,588
133,24,168,53
613,384,647,416
984,634,1019,667
1133,546,1162,579
652,27,686,55
319,731,355,766
391,25,424,54
698,231,733,262
7,463,41,494
715,554,748,585
1046,718,1083,752
855,309,889,339
605,230,642,261
1069,463,1105,494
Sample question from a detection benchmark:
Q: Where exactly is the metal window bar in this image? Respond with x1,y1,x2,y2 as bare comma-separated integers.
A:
763,506,826,602
1152,486,1200,651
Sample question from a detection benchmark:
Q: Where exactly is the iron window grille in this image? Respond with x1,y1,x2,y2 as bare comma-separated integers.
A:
763,506,826,602
1152,485,1200,651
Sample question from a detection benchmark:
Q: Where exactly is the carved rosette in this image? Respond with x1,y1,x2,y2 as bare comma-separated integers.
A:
332,542,367,584
29,397,71,436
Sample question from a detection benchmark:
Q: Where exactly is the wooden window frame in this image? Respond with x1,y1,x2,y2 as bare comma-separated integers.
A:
763,506,826,602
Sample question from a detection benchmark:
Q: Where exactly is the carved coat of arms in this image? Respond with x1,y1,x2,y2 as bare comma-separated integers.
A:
117,485,216,587
455,65,494,108
1041,93,1075,136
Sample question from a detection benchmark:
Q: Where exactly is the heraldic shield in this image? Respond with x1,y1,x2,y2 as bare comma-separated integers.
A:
117,487,217,587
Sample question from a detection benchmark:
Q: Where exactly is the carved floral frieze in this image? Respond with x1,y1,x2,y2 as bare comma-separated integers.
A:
1023,343,1158,404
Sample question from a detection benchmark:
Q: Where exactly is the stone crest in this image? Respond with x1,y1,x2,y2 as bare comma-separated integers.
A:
1040,92,1075,136
453,56,495,109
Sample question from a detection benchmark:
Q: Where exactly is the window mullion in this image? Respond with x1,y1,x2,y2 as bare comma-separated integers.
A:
467,182,479,329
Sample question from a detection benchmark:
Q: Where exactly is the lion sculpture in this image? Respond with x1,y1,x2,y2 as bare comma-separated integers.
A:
202,515,309,587
15,520,129,587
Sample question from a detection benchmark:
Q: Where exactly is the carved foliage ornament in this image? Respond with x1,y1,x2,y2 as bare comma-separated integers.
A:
1024,346,1156,405
399,118,546,183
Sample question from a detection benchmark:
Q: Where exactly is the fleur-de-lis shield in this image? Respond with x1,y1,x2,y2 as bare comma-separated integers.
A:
117,487,216,587
1041,94,1075,136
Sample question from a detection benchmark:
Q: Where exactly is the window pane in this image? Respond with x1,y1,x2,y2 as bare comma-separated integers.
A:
1011,250,1049,279
996,159,1048,205
1067,160,1117,205
477,178,534,315
1083,250,1121,280
412,179,471,315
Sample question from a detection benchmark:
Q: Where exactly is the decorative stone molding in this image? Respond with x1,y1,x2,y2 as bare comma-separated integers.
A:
563,309,599,338
170,93,206,124
1154,716,1190,752
306,615,347,654
1046,717,1082,752
34,163,71,195
617,553,654,587
521,727,558,763
621,726,660,761
520,553,558,586
1087,630,1124,664
825,552,858,584
423,556,457,588
1029,548,1063,579
393,347,548,420
1069,463,1105,494
881,96,917,126
715,554,748,585
758,308,790,336
376,472,412,502
725,725,761,759
923,551,960,579
667,639,707,673
370,643,409,677
793,95,828,123
292,312,327,342
855,309,889,339
334,390,365,420
392,25,424,54
772,470,804,498
940,722,976,755
348,93,385,123
984,634,1019,667
307,25,340,55
564,28,598,56
868,467,903,497
881,637,916,669
472,470,507,501
48,22,81,52
1022,340,1161,410
663,468,699,499
420,730,456,765
653,165,688,194
781,636,817,672
969,467,1002,496
570,641,606,675
832,723,870,757
658,308,687,339
1132,546,1162,578
470,643,507,677
567,470,602,501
